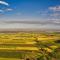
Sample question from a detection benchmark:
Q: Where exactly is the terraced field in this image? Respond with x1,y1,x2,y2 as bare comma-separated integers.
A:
0,32,60,60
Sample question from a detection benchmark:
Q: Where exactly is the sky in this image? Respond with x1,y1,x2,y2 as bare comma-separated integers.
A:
0,0,60,30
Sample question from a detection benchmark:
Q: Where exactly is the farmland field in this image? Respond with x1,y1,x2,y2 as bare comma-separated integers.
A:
0,31,60,60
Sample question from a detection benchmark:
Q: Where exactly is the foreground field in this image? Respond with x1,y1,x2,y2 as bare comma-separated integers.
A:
0,31,60,60
0,58,21,60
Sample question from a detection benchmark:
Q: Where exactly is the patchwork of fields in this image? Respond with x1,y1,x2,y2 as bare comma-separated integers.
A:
0,32,60,60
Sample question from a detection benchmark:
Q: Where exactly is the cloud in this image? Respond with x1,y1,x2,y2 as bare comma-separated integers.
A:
48,6,60,18
49,6,60,11
0,8,13,14
36,6,60,20
0,1,11,14
36,10,49,17
0,9,4,13
0,1,14,13
5,8,13,11
0,1,9,6
3,20,60,25
37,10,48,14
50,13,60,17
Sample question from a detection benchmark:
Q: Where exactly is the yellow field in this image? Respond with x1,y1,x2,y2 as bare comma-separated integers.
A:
0,32,60,60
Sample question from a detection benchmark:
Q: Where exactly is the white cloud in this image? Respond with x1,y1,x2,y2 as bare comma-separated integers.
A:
50,13,60,17
0,9,4,12
5,8,13,11
0,1,9,6
0,1,10,13
0,8,13,14
49,6,60,11
36,10,49,17
47,6,60,19
37,10,48,14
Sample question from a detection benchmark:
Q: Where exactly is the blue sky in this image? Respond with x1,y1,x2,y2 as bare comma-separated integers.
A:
0,0,60,30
